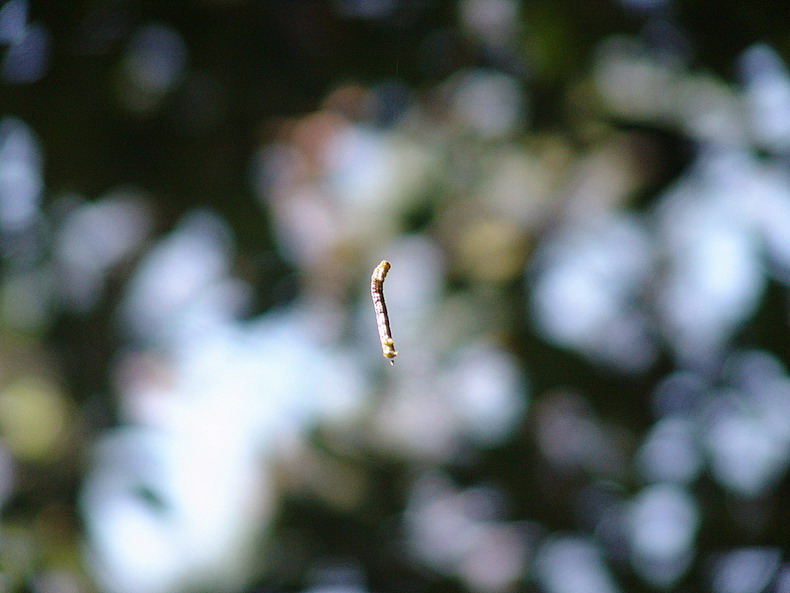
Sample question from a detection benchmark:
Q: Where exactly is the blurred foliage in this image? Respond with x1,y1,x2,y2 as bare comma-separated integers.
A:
1,2,790,593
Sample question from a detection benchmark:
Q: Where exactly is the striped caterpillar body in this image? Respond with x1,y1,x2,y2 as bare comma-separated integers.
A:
371,260,398,364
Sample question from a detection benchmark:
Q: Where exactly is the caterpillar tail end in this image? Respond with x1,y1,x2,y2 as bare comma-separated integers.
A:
382,338,399,365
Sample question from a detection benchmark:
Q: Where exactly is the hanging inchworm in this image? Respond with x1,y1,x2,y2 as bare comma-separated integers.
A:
371,260,398,364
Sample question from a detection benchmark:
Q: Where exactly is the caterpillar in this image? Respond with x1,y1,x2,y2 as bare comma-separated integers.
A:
371,260,398,364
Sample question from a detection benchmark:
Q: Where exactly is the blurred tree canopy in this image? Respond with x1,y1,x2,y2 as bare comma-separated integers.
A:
1,2,790,593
